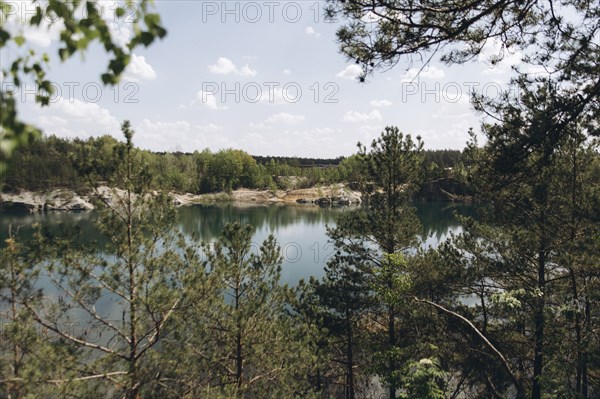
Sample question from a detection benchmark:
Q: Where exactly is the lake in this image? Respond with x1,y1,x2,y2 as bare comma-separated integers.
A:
0,201,474,284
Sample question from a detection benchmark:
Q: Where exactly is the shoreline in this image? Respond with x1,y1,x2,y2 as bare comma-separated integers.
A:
0,184,363,213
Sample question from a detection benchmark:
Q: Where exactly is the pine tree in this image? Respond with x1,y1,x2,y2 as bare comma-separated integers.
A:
20,121,206,398
326,126,425,399
429,80,600,398
0,228,48,398
181,222,317,398
299,260,373,398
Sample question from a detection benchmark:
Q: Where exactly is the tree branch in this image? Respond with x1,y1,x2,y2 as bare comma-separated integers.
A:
414,297,523,393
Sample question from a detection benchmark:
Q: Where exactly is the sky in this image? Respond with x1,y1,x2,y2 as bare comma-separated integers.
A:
2,1,534,158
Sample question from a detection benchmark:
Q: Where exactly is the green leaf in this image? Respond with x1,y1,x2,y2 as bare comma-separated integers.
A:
58,48,69,61
144,13,161,28
139,31,154,46
101,73,117,85
14,35,25,47
30,8,43,25
0,28,10,46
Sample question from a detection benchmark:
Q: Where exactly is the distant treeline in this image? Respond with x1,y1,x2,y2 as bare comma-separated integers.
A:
0,135,468,197
254,150,463,169
253,155,343,168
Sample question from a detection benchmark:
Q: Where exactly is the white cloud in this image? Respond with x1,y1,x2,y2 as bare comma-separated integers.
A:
401,65,445,82
194,91,228,111
35,97,121,138
209,57,237,74
140,119,191,133
36,115,69,129
4,1,64,48
238,64,258,77
259,87,298,105
135,119,232,152
283,69,292,75
55,99,117,124
122,54,157,82
107,22,133,48
356,124,385,143
265,113,305,124
208,57,257,76
415,120,473,150
22,23,63,48
370,99,393,107
342,110,382,123
239,127,348,157
6,1,134,49
336,64,363,80
305,26,321,38
251,112,305,128
194,123,223,132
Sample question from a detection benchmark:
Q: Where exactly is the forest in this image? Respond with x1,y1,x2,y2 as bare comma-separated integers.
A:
2,0,600,398
0,134,466,198
1,115,599,398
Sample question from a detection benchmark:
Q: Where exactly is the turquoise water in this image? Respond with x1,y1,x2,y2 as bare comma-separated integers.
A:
1,201,473,284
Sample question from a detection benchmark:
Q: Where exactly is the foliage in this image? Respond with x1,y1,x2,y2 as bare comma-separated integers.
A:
297,258,374,398
0,228,53,398
165,222,318,398
309,126,428,399
12,122,205,398
0,0,166,173
2,133,466,199
431,80,600,398
1,118,599,398
326,0,600,160
399,358,446,399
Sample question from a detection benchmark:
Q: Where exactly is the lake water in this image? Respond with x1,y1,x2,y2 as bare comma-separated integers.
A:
0,201,474,284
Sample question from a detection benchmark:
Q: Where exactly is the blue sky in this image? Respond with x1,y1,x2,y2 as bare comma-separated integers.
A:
2,1,533,157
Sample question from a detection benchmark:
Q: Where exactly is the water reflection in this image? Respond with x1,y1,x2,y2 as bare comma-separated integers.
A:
1,202,472,284
414,201,477,247
177,203,350,240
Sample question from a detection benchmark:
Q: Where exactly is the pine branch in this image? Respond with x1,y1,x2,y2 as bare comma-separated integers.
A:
414,297,523,393
24,302,127,359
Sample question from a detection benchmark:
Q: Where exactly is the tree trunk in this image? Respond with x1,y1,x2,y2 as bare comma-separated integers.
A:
531,247,545,399
388,305,396,399
235,278,243,392
126,142,139,399
346,312,355,399
582,297,590,398
10,261,21,399
569,269,584,395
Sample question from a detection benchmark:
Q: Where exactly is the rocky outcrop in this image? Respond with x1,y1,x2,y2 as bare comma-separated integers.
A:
283,184,362,205
1,184,362,213
170,184,361,207
1,189,94,212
